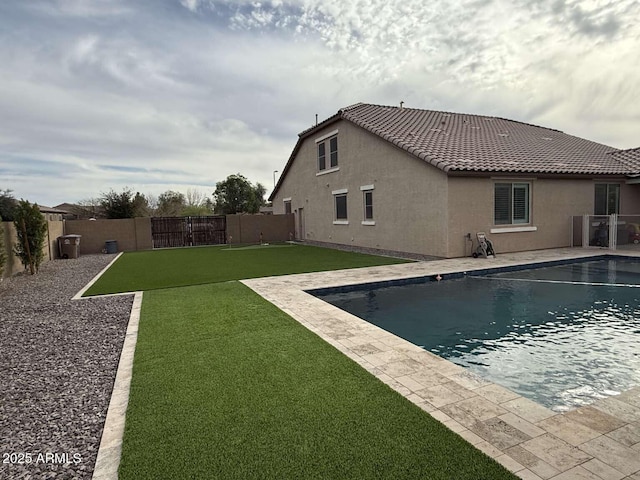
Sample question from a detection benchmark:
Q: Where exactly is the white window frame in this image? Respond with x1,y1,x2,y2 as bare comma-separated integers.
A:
315,130,339,172
494,182,531,226
332,188,348,224
360,185,375,225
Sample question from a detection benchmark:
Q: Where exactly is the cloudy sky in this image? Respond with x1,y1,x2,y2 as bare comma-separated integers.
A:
1,0,639,207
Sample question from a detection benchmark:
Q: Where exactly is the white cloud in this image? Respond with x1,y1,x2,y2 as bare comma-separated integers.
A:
179,0,201,12
1,0,639,206
28,0,133,17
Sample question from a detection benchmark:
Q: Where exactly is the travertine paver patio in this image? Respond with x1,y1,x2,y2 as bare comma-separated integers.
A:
242,248,640,480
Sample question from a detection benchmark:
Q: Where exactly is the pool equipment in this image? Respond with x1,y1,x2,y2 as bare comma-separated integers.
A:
472,232,495,258
590,221,609,247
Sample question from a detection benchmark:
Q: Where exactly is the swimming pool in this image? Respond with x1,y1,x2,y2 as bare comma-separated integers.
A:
314,257,640,412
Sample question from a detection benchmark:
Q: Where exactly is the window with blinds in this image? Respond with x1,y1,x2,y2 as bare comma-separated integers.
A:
494,182,530,225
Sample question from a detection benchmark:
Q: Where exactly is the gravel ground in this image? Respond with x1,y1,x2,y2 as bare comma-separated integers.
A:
0,255,133,480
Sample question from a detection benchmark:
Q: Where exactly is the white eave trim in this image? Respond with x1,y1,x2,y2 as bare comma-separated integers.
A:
332,188,348,195
315,129,339,143
490,226,538,234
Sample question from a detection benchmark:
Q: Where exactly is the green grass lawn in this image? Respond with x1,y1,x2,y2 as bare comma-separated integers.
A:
84,243,410,295
118,282,517,479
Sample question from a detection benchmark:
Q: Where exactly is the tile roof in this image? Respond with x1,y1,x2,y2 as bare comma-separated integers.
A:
608,147,640,174
269,103,639,201
333,103,638,175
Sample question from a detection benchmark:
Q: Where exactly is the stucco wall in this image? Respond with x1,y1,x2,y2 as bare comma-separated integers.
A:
1,222,21,277
1,220,64,278
46,220,64,260
273,120,449,257
273,120,639,259
226,214,295,244
65,217,153,254
621,183,640,214
447,177,607,257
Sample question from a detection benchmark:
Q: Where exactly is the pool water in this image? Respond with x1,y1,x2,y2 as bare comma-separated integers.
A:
316,258,640,412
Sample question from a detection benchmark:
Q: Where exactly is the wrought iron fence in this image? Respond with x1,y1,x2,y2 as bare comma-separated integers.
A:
151,216,226,248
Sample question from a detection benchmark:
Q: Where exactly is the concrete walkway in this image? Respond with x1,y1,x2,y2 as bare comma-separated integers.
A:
243,248,640,480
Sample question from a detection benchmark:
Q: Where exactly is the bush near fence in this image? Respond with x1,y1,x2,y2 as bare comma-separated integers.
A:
1,220,63,278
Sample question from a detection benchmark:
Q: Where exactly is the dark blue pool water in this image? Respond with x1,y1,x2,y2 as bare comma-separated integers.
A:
316,258,640,411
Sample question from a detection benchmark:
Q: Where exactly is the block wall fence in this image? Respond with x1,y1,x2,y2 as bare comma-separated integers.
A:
1,214,295,279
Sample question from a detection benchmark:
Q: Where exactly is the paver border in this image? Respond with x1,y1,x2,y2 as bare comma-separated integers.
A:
91,291,143,480
73,252,124,300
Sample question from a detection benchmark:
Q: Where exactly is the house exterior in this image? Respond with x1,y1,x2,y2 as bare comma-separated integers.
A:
38,205,69,222
270,103,640,258
54,203,106,220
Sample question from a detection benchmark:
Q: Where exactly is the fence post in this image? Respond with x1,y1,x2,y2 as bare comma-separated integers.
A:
609,214,617,250
582,214,590,248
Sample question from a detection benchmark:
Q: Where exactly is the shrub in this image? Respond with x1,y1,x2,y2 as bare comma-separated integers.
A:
13,200,47,274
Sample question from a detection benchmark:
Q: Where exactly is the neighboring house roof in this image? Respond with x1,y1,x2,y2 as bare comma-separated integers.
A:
54,203,77,211
38,205,69,214
54,202,106,218
271,103,640,200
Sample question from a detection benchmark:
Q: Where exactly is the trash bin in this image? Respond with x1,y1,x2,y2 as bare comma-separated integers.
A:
58,234,81,259
105,240,118,254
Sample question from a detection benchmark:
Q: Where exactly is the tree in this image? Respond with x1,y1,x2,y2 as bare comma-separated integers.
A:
0,189,17,222
182,188,214,216
100,188,147,218
144,193,159,216
13,200,47,274
213,174,266,214
74,197,104,219
157,190,186,216
0,215,6,279
133,192,150,217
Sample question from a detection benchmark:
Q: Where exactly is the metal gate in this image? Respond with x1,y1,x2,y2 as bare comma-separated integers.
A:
151,216,226,248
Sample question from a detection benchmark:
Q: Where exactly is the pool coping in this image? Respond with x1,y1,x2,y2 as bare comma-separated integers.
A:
242,248,640,480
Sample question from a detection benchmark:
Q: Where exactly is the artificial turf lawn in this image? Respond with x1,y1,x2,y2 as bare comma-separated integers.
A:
118,282,517,480
84,243,411,296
